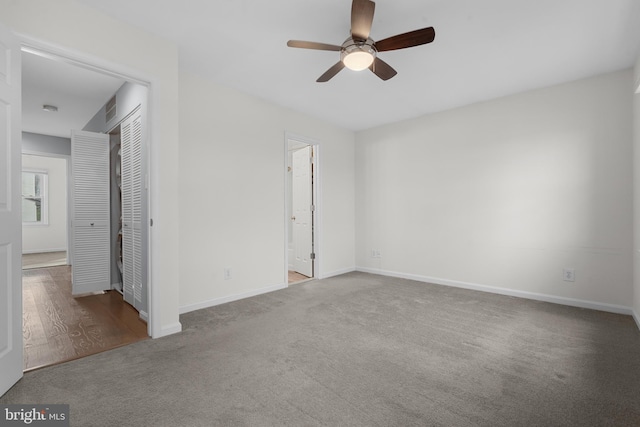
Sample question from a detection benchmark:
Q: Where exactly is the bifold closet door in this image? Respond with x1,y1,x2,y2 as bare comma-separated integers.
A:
121,108,143,310
71,130,111,295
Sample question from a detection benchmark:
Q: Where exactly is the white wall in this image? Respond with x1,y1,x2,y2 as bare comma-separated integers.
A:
178,71,355,312
356,70,634,310
1,0,181,337
22,132,70,156
633,57,640,326
22,155,67,253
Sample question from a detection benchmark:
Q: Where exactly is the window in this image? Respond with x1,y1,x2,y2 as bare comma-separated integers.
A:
22,170,48,225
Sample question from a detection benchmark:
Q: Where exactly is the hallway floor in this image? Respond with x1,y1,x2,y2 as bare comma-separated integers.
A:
288,270,311,284
22,265,148,371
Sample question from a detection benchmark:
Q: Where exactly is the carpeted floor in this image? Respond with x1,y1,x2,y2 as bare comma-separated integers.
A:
2,272,640,426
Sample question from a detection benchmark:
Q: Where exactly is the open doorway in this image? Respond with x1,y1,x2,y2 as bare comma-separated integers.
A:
286,137,318,285
21,152,68,270
20,49,149,371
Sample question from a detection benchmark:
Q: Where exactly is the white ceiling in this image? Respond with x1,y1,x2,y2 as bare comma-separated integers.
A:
29,0,640,134
22,52,125,138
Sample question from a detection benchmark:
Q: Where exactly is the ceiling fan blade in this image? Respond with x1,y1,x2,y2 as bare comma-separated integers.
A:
317,61,345,82
287,40,342,51
369,57,397,81
375,27,435,52
351,0,376,41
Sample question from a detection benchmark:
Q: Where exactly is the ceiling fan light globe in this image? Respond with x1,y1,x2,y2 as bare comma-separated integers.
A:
343,51,374,71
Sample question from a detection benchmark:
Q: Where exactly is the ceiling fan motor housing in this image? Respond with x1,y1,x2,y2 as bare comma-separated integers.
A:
341,37,377,70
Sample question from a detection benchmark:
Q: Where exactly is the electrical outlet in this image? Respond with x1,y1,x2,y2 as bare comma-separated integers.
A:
224,268,232,280
563,268,575,282
371,249,382,258
375,250,382,258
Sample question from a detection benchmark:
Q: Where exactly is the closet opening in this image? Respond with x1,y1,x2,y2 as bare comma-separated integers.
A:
105,104,147,313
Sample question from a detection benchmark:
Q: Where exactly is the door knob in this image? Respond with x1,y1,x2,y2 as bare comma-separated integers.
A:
291,216,296,221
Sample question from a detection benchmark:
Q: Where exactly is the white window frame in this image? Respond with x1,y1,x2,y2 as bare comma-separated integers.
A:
22,168,49,226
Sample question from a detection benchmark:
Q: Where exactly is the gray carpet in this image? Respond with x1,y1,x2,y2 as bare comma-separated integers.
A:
2,272,640,426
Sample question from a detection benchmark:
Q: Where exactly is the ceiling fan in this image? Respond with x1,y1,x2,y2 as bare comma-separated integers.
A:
287,0,435,82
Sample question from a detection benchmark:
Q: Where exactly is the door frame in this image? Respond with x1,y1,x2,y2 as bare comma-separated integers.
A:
284,132,321,283
18,35,158,337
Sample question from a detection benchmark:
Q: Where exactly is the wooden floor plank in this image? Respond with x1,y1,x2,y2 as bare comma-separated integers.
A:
22,288,52,370
288,270,311,284
22,265,149,372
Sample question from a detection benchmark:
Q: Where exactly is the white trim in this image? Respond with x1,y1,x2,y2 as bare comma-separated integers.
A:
283,137,289,284
179,283,288,315
21,150,70,160
633,310,640,331
20,38,149,87
157,322,182,338
22,248,66,254
356,267,634,316
318,267,356,280
314,144,322,280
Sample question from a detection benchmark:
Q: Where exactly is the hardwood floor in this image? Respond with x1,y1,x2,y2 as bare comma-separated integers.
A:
288,270,311,284
22,265,148,372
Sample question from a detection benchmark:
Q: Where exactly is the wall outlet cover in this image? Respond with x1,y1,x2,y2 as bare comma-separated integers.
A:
563,268,575,282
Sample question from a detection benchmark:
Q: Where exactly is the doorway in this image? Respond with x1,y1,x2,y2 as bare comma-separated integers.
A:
20,48,150,371
286,136,318,285
21,153,69,270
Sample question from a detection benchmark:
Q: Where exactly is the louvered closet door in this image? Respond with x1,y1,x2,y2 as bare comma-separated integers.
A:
71,130,110,295
121,108,143,310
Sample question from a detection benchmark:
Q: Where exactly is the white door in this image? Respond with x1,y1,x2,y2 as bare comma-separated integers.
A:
71,130,111,295
120,108,143,309
292,146,313,277
0,24,23,396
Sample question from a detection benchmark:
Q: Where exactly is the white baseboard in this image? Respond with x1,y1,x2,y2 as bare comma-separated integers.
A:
153,322,182,338
139,310,149,322
22,248,66,254
318,267,356,280
633,310,640,331
356,267,634,316
179,282,288,315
